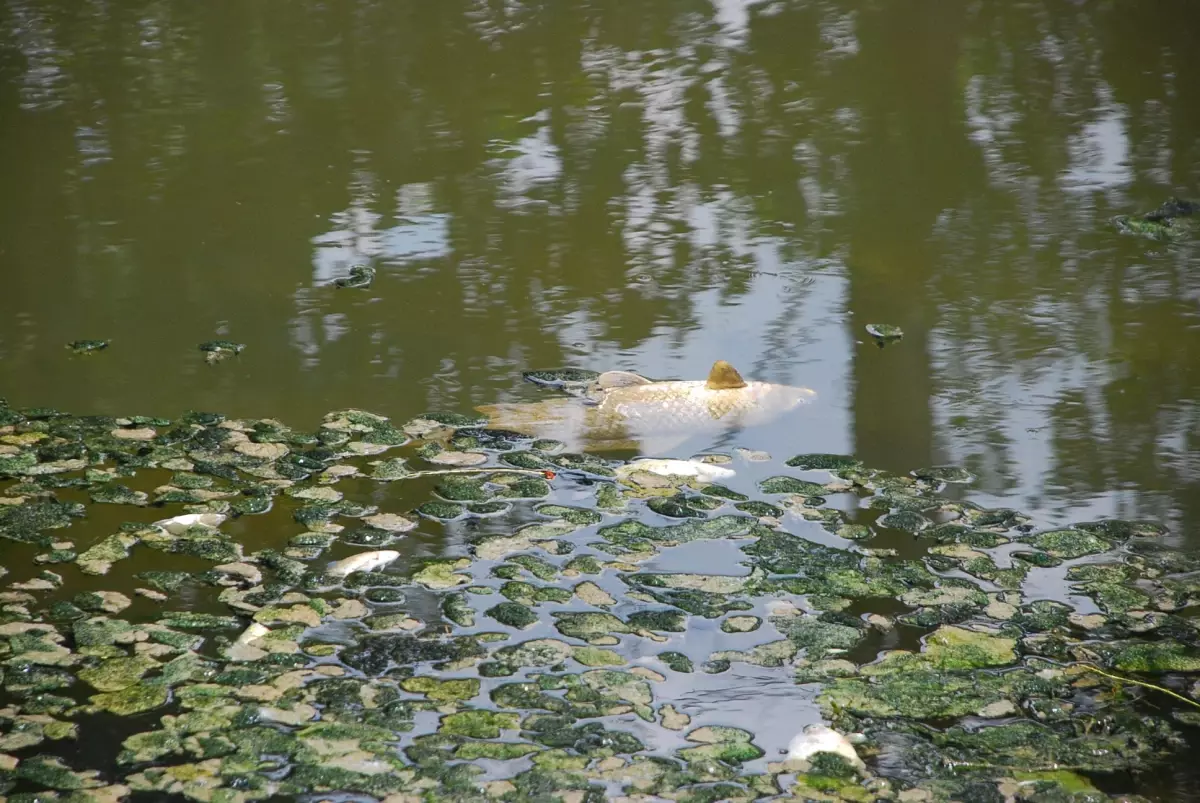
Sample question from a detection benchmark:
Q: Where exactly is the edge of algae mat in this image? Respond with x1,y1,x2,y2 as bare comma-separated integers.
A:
0,395,1192,802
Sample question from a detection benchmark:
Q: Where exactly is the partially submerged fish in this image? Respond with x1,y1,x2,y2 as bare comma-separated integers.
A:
476,360,816,453
326,549,400,578
787,724,865,772
153,512,227,535
235,622,270,645
615,458,736,483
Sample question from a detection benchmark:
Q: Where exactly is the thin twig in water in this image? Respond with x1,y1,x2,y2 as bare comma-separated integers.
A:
1077,664,1200,710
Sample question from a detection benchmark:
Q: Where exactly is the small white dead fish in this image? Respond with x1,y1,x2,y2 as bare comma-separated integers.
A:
153,512,227,535
235,622,270,645
617,459,736,483
787,724,865,772
326,549,400,578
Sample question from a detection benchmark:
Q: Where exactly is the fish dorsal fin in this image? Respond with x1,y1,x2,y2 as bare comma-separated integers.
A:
706,360,747,390
597,370,654,389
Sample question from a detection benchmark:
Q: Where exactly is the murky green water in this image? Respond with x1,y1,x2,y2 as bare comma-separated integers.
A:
2,1,1200,800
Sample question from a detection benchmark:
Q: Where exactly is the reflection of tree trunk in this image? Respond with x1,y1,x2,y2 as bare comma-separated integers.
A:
841,1,982,474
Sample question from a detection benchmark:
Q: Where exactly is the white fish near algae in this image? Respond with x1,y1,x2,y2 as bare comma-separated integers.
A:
476,360,816,452
615,458,736,483
153,513,227,535
326,550,401,578
786,724,865,772
235,622,270,646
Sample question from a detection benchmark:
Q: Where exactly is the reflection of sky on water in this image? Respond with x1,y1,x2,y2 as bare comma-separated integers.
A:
279,0,1194,532
494,119,562,206
711,0,753,43
1062,85,1131,192
9,1,67,112
929,82,1189,527
310,181,451,284
931,334,1102,523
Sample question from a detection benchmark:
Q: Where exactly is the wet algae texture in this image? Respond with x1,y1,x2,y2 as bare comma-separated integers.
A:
0,394,1195,801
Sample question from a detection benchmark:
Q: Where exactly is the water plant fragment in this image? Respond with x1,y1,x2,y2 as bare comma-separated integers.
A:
334,264,376,288
67,339,110,354
865,323,903,344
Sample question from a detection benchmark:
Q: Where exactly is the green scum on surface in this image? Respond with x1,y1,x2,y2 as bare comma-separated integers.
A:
0,397,1194,801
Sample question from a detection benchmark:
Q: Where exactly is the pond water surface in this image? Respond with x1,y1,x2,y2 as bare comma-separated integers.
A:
1,1,1199,800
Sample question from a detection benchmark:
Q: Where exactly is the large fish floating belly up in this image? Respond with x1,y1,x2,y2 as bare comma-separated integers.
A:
475,360,816,453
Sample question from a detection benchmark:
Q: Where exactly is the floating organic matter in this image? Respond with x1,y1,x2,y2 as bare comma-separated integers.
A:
0,399,1187,803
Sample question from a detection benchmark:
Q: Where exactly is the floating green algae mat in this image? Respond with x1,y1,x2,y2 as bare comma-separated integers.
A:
0,400,1196,801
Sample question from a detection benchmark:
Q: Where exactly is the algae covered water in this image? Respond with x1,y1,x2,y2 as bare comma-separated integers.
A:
0,402,1199,801
2,1,1200,800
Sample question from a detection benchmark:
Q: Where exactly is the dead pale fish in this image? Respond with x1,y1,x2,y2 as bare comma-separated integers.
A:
326,549,400,578
153,513,227,535
476,360,816,452
235,622,270,645
616,458,736,483
787,724,865,772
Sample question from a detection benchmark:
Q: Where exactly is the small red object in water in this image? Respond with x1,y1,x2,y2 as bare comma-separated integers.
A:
543,471,557,480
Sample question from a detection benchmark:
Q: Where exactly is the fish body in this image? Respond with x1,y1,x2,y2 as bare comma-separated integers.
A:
616,458,736,483
476,360,815,452
327,549,401,578
154,512,227,535
786,724,864,771
235,622,270,645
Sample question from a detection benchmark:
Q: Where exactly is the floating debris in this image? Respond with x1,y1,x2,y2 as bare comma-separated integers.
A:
198,340,245,363
522,367,601,391
361,513,416,533
865,323,903,345
786,453,863,473
1114,197,1198,241
913,465,975,484
235,622,270,644
66,339,110,354
333,264,376,289
786,723,865,771
1145,197,1200,221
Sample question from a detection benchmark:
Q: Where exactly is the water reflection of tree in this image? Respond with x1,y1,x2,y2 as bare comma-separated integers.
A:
12,1,841,405
923,1,1200,530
